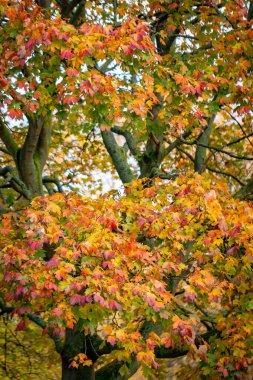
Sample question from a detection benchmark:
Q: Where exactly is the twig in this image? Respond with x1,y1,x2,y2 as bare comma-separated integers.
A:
225,110,253,148
197,143,253,161
180,138,253,161
206,166,245,186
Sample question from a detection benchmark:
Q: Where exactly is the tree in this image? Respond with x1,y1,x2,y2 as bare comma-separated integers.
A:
0,0,253,379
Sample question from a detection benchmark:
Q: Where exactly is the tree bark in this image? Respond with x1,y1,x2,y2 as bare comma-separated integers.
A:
101,129,135,184
61,326,130,380
139,134,164,178
61,328,100,380
17,114,52,196
194,115,215,173
61,357,95,380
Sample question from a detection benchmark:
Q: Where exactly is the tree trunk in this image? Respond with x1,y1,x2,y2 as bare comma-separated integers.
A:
17,114,52,197
61,356,95,380
140,135,163,179
194,114,215,173
61,328,98,380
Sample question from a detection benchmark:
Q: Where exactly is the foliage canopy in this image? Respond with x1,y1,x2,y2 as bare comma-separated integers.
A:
0,0,253,379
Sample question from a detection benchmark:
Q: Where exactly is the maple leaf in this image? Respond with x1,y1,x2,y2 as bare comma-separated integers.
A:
9,109,23,119
0,1,253,379
66,68,79,77
60,50,74,59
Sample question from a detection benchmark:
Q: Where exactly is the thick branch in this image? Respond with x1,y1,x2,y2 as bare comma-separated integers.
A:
194,114,215,173
0,146,11,155
62,0,82,18
101,130,135,184
234,179,253,200
0,302,63,353
165,138,182,156
20,116,44,164
165,129,192,156
37,115,52,170
0,166,31,199
157,27,180,56
139,133,164,178
18,115,51,195
0,118,19,159
248,1,253,21
43,176,63,193
159,171,183,180
0,166,13,177
113,0,117,27
26,313,63,353
111,126,140,157
70,0,86,25
36,0,51,8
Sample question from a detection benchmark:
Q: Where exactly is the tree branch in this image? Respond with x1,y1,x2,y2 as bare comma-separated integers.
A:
69,0,86,25
157,27,180,56
5,174,31,199
225,110,253,148
248,1,253,21
0,166,13,177
113,0,117,28
0,302,63,353
0,146,11,156
111,126,140,157
187,42,213,56
37,115,52,170
26,313,63,353
165,138,182,156
196,143,253,161
20,116,44,165
234,179,253,200
165,129,192,156
62,0,82,18
101,130,135,184
0,165,31,199
18,115,50,195
43,176,63,193
227,132,253,147
159,171,184,180
206,166,245,186
194,114,216,173
174,34,199,40
179,120,253,162
176,146,195,163
0,118,19,159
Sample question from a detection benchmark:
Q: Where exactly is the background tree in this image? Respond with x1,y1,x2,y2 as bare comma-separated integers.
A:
0,0,253,379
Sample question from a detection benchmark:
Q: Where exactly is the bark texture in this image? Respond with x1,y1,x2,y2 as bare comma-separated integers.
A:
17,114,52,197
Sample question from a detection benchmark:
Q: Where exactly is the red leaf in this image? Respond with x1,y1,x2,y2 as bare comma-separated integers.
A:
16,320,26,331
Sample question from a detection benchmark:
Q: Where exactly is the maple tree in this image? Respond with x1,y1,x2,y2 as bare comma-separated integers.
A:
0,0,253,379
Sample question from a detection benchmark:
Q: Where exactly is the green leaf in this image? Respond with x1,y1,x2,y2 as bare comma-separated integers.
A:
119,364,130,377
